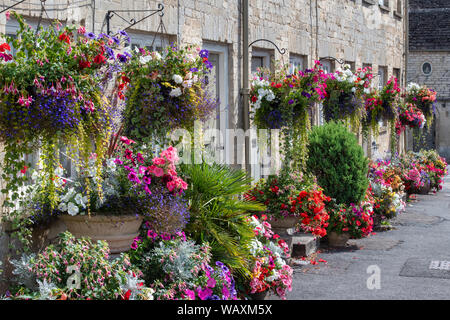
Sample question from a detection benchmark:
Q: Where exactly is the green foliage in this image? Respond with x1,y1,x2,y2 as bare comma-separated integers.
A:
9,231,143,300
306,121,369,205
179,162,264,280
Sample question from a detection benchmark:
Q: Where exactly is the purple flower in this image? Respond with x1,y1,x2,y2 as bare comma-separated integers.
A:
288,99,294,105
190,67,199,73
199,49,209,59
85,32,96,39
117,53,128,63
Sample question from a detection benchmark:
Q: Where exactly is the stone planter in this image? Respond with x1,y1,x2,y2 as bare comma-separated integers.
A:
267,216,299,236
327,231,350,247
59,214,143,254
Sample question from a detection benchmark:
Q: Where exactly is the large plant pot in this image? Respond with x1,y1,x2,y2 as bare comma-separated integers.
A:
327,231,350,247
267,216,299,236
59,214,143,254
248,290,269,300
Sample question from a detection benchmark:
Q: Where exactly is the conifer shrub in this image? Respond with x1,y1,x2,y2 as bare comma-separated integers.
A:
306,121,369,205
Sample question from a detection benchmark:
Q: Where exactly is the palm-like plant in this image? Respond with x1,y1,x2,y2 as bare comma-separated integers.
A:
179,162,265,280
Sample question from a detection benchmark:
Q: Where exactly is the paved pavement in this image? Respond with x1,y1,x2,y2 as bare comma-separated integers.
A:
286,168,450,300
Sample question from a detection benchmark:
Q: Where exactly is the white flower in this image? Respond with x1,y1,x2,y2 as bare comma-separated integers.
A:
75,193,88,209
266,90,275,102
58,202,67,212
169,87,182,97
182,80,193,88
363,87,371,95
153,52,162,60
61,187,76,203
139,55,152,64
351,87,357,93
67,202,79,216
172,74,183,84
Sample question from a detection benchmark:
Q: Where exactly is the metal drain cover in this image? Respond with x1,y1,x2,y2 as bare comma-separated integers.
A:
400,258,450,279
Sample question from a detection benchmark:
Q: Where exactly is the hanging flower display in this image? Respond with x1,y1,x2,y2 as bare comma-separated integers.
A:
395,103,426,135
405,82,436,128
0,12,126,241
119,45,218,146
249,60,328,170
321,64,367,130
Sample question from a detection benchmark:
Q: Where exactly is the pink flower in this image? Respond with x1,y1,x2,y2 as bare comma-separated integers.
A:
185,289,196,300
5,11,10,20
153,167,164,177
136,153,145,164
152,157,165,165
197,287,212,300
120,136,135,145
207,277,216,288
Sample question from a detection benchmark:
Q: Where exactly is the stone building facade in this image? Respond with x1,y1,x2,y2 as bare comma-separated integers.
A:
407,0,450,161
0,0,406,173
0,0,406,292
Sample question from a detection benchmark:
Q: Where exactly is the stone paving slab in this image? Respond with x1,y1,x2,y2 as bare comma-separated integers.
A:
400,258,450,280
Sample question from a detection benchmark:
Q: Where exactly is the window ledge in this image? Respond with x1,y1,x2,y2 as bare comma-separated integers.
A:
393,10,403,19
379,4,390,13
362,0,376,5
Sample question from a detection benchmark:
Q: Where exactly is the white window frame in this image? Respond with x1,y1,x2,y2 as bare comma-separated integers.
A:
202,42,230,166
126,31,168,52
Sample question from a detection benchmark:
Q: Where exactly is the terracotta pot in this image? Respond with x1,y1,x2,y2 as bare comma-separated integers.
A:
59,214,143,254
327,231,350,247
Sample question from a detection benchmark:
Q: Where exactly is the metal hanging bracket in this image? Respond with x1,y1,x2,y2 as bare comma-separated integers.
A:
319,56,345,65
0,0,26,14
105,3,164,35
248,38,287,55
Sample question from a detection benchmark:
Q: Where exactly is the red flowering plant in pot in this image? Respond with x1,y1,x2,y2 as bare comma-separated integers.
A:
245,171,330,238
326,188,374,246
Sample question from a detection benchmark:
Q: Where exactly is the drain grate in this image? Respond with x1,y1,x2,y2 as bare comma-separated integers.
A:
400,258,450,279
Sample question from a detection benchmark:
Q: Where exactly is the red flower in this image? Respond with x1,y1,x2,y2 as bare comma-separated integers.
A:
0,43,11,52
93,53,106,64
122,290,131,300
79,60,91,69
58,33,71,44
20,165,28,174
251,95,258,103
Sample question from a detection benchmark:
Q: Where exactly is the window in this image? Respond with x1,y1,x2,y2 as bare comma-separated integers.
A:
378,0,389,7
378,66,387,90
320,59,334,73
344,61,356,72
393,68,401,85
126,32,171,52
251,50,272,74
396,0,402,14
422,62,432,76
289,54,306,74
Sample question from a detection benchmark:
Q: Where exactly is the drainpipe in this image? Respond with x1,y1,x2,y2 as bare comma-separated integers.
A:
404,0,409,153
242,0,251,174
